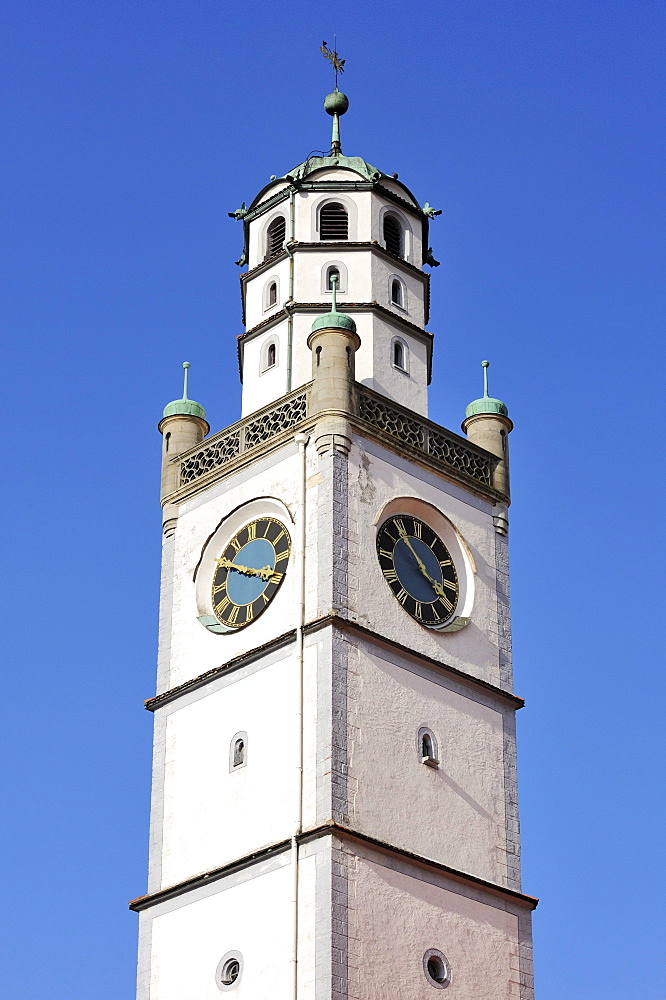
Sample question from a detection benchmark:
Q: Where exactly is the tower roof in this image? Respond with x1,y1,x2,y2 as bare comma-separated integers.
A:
465,361,509,418
163,362,207,420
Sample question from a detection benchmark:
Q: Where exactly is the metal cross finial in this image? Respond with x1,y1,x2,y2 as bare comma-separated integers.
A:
182,361,190,400
320,39,345,88
481,360,490,398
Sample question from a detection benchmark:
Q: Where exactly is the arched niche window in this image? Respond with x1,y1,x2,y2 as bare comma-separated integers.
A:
263,276,280,311
321,261,348,294
392,337,409,374
260,338,278,373
383,214,403,257
319,201,348,240
164,431,171,453
229,731,248,772
417,727,439,767
265,216,286,259
391,278,403,307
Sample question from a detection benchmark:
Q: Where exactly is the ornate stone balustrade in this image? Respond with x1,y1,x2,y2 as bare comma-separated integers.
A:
178,387,309,487
172,382,495,496
357,386,494,488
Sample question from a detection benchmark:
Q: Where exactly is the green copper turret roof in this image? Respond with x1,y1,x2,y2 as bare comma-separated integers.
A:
163,362,207,420
465,361,509,418
311,274,357,334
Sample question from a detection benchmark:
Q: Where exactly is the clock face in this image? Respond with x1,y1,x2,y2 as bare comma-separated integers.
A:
211,517,291,630
377,514,459,629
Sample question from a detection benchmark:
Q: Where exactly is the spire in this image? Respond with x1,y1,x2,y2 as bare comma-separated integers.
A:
465,360,509,418
311,273,357,334
321,40,349,155
163,361,207,420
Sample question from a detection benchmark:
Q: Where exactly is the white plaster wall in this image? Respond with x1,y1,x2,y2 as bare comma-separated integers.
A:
240,318,289,417
346,435,504,688
370,251,426,327
161,655,295,886
350,855,522,1000
348,646,508,884
244,258,291,330
148,854,317,1000
168,446,316,689
294,180,373,242
291,249,373,302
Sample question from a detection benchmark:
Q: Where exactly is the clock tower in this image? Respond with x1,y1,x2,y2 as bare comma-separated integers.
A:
130,78,536,1000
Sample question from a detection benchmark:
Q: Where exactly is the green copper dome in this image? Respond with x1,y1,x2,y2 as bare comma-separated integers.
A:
163,362,207,420
311,274,357,335
465,361,509,418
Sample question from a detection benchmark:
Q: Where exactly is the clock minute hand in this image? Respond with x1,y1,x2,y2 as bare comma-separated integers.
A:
402,537,446,597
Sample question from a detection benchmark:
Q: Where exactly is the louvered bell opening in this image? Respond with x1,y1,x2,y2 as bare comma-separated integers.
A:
266,217,286,259
320,202,349,241
383,216,402,257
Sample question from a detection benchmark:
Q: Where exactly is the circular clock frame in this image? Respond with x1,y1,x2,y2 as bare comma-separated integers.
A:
374,499,474,633
195,498,294,635
210,516,291,631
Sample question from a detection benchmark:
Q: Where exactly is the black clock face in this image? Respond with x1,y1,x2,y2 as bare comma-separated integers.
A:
377,514,459,629
211,517,291,630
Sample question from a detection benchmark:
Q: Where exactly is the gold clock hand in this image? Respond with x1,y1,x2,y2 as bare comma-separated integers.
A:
216,557,275,581
402,537,446,596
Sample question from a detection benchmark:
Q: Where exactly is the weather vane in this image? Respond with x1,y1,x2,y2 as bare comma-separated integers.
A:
320,39,345,88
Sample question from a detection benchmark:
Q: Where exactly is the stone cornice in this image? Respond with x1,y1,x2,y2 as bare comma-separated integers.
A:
128,820,538,913
143,613,523,713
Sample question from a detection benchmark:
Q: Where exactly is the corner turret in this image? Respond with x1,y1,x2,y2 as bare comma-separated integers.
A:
158,363,209,526
462,360,512,499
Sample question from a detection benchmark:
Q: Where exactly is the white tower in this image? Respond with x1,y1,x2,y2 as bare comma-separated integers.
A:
131,75,536,1000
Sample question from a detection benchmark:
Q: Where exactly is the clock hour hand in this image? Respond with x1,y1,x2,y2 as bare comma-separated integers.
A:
216,557,274,581
402,537,446,598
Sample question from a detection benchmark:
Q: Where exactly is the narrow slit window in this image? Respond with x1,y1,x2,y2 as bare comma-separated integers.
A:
267,343,276,368
393,340,405,370
384,215,403,257
268,281,277,306
327,267,340,290
266,217,286,259
320,202,348,240
164,432,171,453
391,279,403,305
316,345,322,367
233,739,245,767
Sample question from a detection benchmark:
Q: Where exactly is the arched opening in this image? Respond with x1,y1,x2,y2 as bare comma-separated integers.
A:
391,279,403,306
316,345,322,367
164,431,171,453
418,727,438,766
421,732,433,758
326,266,340,290
320,202,348,240
265,216,286,259
393,340,406,371
383,215,403,257
267,343,276,368
268,281,277,306
233,738,245,768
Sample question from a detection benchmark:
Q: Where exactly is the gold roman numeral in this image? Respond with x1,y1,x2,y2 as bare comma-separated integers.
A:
213,583,227,595
270,571,284,585
230,537,241,553
246,521,257,541
396,587,409,605
413,521,422,539
440,578,457,592
394,518,407,538
439,559,452,568
227,605,240,626
246,604,254,623
414,601,422,618
439,594,454,612
383,567,398,583
379,548,393,560
214,595,231,615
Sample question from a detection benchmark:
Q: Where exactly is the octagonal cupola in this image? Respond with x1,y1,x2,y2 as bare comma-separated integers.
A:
231,81,442,419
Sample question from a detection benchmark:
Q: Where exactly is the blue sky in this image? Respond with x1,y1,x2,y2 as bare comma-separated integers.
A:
2,2,664,997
